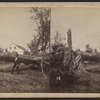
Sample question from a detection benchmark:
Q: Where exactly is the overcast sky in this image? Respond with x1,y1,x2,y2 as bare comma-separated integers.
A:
51,8,100,51
0,7,36,50
0,7,100,51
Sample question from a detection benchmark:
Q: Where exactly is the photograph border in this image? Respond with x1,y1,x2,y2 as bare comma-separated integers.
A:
0,2,100,98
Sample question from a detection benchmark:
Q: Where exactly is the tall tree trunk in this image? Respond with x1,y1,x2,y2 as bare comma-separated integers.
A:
67,29,72,61
63,29,72,69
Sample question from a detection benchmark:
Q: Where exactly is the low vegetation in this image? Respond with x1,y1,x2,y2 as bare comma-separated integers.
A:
0,60,99,93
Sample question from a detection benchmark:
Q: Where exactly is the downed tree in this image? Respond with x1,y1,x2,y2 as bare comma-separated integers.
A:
0,53,43,65
79,52,100,62
0,53,50,73
85,66,100,72
0,63,34,72
77,52,100,72
1,51,100,66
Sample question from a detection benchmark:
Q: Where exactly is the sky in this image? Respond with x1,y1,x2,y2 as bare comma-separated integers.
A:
0,7,100,51
51,8,100,51
0,7,36,50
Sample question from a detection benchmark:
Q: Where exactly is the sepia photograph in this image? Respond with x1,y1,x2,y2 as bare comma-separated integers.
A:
0,2,100,97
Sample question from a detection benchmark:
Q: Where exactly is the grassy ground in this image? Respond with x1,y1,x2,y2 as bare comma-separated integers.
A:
0,62,50,93
0,62,100,93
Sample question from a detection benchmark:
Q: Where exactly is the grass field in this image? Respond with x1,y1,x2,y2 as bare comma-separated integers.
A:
0,62,50,93
0,62,100,93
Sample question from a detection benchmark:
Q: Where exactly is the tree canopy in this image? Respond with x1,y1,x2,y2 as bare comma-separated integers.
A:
27,7,50,54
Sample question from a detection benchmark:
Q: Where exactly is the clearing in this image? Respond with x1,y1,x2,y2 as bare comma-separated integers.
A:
0,62,100,93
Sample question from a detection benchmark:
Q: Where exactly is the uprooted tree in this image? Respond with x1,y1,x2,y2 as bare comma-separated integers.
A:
27,7,50,55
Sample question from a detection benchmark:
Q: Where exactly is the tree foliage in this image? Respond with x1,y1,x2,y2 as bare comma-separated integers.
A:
27,35,39,55
85,44,93,53
54,31,62,45
27,7,50,54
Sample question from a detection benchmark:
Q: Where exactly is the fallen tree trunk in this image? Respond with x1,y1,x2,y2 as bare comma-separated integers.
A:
80,52,100,62
0,53,43,64
0,63,33,72
0,51,100,66
85,66,100,72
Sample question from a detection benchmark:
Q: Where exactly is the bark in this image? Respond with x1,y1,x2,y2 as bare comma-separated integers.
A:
0,53,43,64
79,52,100,62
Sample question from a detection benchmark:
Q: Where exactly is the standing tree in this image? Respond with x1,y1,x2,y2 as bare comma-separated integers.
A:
27,7,50,54
27,35,39,55
54,31,63,45
85,44,93,53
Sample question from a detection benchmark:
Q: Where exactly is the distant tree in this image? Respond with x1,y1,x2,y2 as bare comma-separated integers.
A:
54,31,62,44
51,32,67,61
27,7,50,54
85,44,93,53
0,47,3,53
76,48,80,52
78,49,80,51
53,31,65,46
86,44,90,50
94,49,97,53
